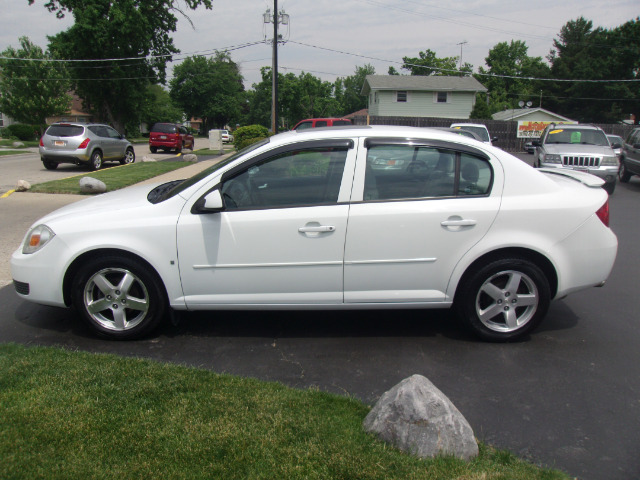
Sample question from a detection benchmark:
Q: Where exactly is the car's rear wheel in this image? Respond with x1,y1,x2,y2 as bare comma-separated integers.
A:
619,162,631,183
72,255,167,340
89,150,103,171
150,146,157,153
176,143,183,153
455,257,551,342
120,147,135,165
42,159,58,170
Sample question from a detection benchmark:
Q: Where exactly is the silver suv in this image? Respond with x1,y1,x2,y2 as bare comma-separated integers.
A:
40,122,135,171
533,124,618,194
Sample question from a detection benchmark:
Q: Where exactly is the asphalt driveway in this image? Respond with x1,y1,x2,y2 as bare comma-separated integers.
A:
1,153,638,480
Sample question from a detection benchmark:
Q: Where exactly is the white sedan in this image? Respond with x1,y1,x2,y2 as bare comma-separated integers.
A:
11,126,618,341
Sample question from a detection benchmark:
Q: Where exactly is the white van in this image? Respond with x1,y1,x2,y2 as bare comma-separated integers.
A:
450,123,495,145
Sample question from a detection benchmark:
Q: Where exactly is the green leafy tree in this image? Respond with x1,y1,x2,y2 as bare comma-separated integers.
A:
469,93,492,119
401,49,472,76
546,17,640,123
170,52,245,131
30,0,213,133
476,40,550,114
140,84,183,129
0,37,71,130
334,64,375,115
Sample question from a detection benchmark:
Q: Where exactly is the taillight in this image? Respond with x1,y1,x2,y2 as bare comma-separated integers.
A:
39,137,44,147
596,199,610,227
78,138,90,149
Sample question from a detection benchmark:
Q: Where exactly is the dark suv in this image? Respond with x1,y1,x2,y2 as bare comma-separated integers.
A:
39,122,134,171
618,127,640,183
149,123,195,153
533,123,619,194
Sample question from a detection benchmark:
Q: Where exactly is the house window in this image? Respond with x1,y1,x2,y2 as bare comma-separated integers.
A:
375,92,379,103
0,113,4,128
434,92,449,103
396,91,407,102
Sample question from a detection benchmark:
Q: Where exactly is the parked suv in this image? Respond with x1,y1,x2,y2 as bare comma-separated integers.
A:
618,128,640,184
39,122,135,171
292,118,352,131
533,124,618,194
149,123,195,153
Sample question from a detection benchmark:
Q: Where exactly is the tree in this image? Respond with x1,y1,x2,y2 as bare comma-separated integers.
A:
401,49,472,76
170,52,245,131
476,40,550,114
30,0,213,133
469,94,492,119
140,85,183,129
546,17,640,123
334,64,375,115
0,37,71,129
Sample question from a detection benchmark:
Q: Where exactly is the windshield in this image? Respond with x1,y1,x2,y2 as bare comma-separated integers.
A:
154,138,270,203
544,128,608,146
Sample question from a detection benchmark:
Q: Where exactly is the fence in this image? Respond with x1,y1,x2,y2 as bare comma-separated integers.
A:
350,115,635,153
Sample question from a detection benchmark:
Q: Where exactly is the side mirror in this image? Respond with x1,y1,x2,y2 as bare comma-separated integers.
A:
491,136,499,143
611,142,621,149
192,189,224,214
532,140,541,147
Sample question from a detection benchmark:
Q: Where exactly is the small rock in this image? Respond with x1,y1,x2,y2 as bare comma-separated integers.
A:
15,180,31,192
141,156,156,162
79,177,107,194
363,374,478,461
182,153,197,162
12,141,25,148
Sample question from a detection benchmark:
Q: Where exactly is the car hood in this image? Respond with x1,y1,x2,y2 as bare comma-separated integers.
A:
33,183,163,227
543,144,614,156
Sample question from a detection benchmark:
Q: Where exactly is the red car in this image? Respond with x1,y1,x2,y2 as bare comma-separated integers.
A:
292,118,352,131
149,123,195,153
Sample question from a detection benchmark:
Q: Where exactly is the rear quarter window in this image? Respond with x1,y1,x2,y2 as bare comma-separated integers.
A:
46,125,84,137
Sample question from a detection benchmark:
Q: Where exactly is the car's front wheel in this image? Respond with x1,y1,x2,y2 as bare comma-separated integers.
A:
89,150,103,171
455,257,551,342
42,159,58,170
619,162,631,183
120,147,135,165
72,255,167,340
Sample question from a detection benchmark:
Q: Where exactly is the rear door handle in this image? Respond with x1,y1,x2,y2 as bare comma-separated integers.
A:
441,219,477,227
298,225,336,233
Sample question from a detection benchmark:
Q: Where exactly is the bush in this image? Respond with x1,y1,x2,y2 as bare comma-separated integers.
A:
233,124,269,150
5,123,40,141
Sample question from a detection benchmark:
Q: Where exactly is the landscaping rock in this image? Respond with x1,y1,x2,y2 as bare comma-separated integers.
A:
12,141,25,148
141,156,156,162
15,180,31,192
363,374,478,461
182,153,197,162
79,177,107,194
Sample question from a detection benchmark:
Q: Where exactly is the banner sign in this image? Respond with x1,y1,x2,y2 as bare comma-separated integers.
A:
517,121,576,138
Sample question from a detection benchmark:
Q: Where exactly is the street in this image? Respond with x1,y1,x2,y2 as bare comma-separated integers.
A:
0,148,638,479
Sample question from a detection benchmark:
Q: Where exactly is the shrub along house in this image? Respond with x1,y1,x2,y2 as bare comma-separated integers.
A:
361,75,488,119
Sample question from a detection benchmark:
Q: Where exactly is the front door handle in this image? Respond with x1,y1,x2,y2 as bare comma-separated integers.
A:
298,225,336,233
441,219,476,227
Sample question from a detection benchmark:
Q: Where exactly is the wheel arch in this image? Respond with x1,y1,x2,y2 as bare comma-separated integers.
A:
63,248,168,307
452,247,558,304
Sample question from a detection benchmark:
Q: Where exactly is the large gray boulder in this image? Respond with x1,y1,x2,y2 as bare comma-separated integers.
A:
363,374,478,461
79,176,107,194
182,153,197,162
15,180,31,192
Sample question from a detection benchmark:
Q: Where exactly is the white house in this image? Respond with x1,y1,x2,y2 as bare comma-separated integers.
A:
361,75,488,119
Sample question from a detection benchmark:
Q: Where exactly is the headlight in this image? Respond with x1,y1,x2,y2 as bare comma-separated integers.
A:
542,154,562,164
600,155,619,166
22,225,55,254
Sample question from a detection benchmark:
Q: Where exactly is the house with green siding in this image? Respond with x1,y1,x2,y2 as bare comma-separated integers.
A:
361,75,487,119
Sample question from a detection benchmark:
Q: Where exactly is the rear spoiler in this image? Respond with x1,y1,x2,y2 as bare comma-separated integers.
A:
538,168,605,187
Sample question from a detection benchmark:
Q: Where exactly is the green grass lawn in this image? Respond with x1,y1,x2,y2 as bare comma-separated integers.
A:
0,344,569,480
29,161,194,194
0,150,30,156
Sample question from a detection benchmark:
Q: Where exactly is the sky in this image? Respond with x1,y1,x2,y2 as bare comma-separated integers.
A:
0,0,637,89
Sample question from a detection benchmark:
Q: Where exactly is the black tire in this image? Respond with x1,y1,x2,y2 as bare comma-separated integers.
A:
120,147,135,165
454,257,551,342
619,162,631,183
42,159,58,170
176,142,183,153
71,255,167,340
150,146,157,154
603,181,616,195
89,150,103,171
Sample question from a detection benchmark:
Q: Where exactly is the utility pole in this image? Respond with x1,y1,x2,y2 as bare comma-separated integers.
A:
456,41,468,72
264,3,289,134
